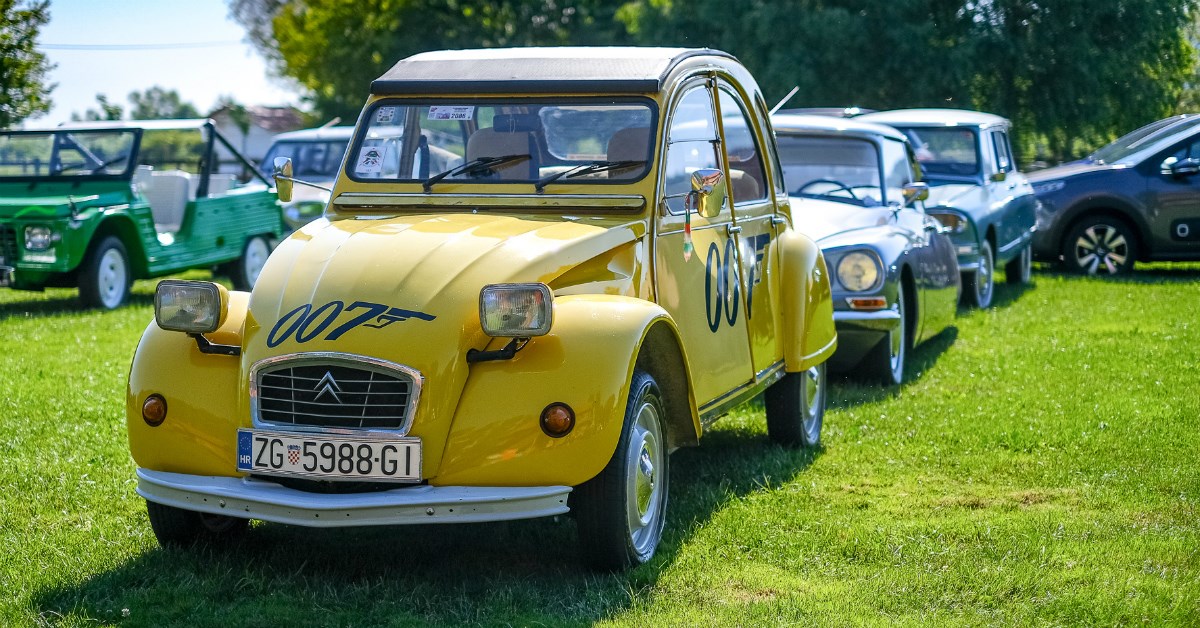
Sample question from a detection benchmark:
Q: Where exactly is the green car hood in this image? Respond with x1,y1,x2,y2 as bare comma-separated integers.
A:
0,186,134,220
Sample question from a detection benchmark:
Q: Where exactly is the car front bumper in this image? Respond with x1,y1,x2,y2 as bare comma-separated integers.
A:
137,468,572,527
829,309,900,370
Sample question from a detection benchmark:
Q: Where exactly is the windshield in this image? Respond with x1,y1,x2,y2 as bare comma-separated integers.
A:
1090,116,1200,164
0,129,138,179
778,135,884,207
896,127,979,177
262,138,349,181
348,100,656,185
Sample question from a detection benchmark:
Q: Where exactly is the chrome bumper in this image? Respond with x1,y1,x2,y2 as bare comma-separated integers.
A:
137,468,571,527
833,308,901,332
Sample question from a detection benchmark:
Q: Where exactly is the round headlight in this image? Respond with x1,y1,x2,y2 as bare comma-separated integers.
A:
837,252,881,292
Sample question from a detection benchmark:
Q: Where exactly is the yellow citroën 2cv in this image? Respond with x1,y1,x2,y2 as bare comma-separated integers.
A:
127,47,836,570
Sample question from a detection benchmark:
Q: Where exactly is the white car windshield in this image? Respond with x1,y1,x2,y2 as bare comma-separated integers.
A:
348,100,656,186
778,135,884,207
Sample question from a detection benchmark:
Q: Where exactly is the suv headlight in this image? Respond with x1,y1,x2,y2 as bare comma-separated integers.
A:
479,283,553,337
836,251,882,292
24,225,56,251
155,280,227,333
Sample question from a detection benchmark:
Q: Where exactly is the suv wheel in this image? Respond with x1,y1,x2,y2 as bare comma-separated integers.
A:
1064,217,1135,275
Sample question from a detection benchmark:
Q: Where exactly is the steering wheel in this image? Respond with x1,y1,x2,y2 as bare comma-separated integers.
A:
795,178,860,201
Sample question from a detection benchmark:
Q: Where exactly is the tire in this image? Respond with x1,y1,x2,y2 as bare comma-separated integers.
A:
764,362,827,447
1005,245,1032,285
78,236,130,310
861,279,909,386
1063,217,1136,275
227,235,271,291
146,500,247,547
963,239,994,308
573,370,669,571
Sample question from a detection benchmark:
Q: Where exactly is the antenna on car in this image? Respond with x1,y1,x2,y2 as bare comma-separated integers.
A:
318,117,342,128
769,86,800,115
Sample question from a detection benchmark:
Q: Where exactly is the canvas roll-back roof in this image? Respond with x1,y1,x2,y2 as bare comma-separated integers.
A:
371,47,735,95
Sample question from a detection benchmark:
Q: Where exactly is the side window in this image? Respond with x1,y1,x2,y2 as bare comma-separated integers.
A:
992,130,1013,173
880,138,913,206
717,88,768,204
663,86,722,215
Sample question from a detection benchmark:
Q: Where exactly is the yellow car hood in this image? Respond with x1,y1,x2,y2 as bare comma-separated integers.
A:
240,212,643,473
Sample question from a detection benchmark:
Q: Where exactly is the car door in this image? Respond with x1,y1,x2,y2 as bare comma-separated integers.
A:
654,80,756,413
1144,135,1200,255
715,84,784,382
986,128,1033,259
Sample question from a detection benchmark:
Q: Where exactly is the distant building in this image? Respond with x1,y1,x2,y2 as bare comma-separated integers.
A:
210,105,305,173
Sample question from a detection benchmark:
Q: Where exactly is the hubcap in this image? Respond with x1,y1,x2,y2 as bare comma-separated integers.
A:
98,248,127,308
890,283,906,377
243,238,270,286
1074,225,1128,275
801,364,823,441
976,246,993,303
627,400,664,554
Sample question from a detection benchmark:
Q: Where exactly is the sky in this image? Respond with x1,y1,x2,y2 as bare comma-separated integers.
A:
37,0,304,125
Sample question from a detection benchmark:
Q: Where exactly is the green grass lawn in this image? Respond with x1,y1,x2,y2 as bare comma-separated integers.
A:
1,266,1198,626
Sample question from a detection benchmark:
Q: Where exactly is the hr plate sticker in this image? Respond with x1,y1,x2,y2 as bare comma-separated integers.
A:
428,106,474,121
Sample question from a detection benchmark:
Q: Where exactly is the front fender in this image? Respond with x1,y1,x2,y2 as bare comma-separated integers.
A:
126,291,250,477
434,294,697,487
777,228,837,371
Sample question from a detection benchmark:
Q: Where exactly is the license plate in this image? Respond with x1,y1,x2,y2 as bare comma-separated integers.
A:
237,429,421,482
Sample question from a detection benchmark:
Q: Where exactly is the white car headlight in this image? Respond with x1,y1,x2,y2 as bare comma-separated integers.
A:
837,251,882,292
155,280,226,333
24,225,55,251
479,283,553,337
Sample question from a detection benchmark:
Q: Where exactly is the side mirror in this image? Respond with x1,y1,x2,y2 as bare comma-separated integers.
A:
273,157,294,202
990,171,1008,183
902,181,929,204
1163,156,1200,178
689,168,726,219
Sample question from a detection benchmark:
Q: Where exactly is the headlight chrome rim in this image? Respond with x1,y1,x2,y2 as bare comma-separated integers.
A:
23,225,55,251
479,282,554,337
154,280,226,334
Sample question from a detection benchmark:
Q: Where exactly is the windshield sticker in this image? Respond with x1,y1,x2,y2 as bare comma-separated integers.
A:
267,300,436,348
375,107,397,123
428,106,474,121
355,146,384,175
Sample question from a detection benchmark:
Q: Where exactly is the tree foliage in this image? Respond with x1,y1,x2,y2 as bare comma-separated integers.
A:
128,86,202,120
230,0,626,121
229,0,1199,162
71,94,124,121
0,0,53,128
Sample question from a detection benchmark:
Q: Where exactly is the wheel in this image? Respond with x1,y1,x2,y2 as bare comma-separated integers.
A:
146,500,247,547
573,370,669,571
227,235,271,291
1005,245,1032,284
764,362,827,447
963,239,994,308
861,280,909,385
78,236,130,309
1063,217,1135,275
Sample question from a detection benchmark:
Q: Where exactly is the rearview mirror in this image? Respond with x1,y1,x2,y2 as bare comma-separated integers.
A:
689,168,726,219
902,181,929,204
273,157,294,202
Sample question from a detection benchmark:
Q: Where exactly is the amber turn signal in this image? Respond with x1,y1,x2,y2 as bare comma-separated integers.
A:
540,402,575,437
847,297,888,310
142,394,168,427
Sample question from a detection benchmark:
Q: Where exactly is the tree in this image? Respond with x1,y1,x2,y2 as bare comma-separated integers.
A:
229,0,627,121
128,86,201,120
71,93,124,121
0,0,54,128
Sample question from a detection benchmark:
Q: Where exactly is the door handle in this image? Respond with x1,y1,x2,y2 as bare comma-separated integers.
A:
726,224,743,236
770,215,787,226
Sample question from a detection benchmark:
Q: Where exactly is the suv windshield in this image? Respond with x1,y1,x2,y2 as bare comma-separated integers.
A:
896,127,979,177
778,135,884,207
348,100,656,186
1090,116,1200,164
262,138,349,181
0,129,138,179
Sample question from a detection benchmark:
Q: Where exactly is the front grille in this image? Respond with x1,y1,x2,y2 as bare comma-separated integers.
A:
0,224,16,264
254,357,417,431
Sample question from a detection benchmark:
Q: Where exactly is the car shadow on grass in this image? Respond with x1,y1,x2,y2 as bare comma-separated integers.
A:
1034,263,1200,285
32,422,820,624
830,326,960,409
0,292,154,321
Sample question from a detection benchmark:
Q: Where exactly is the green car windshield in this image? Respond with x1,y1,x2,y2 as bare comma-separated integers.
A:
347,100,656,186
0,129,138,179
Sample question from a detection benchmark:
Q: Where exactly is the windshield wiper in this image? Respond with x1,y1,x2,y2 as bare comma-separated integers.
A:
422,154,530,193
534,160,645,193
